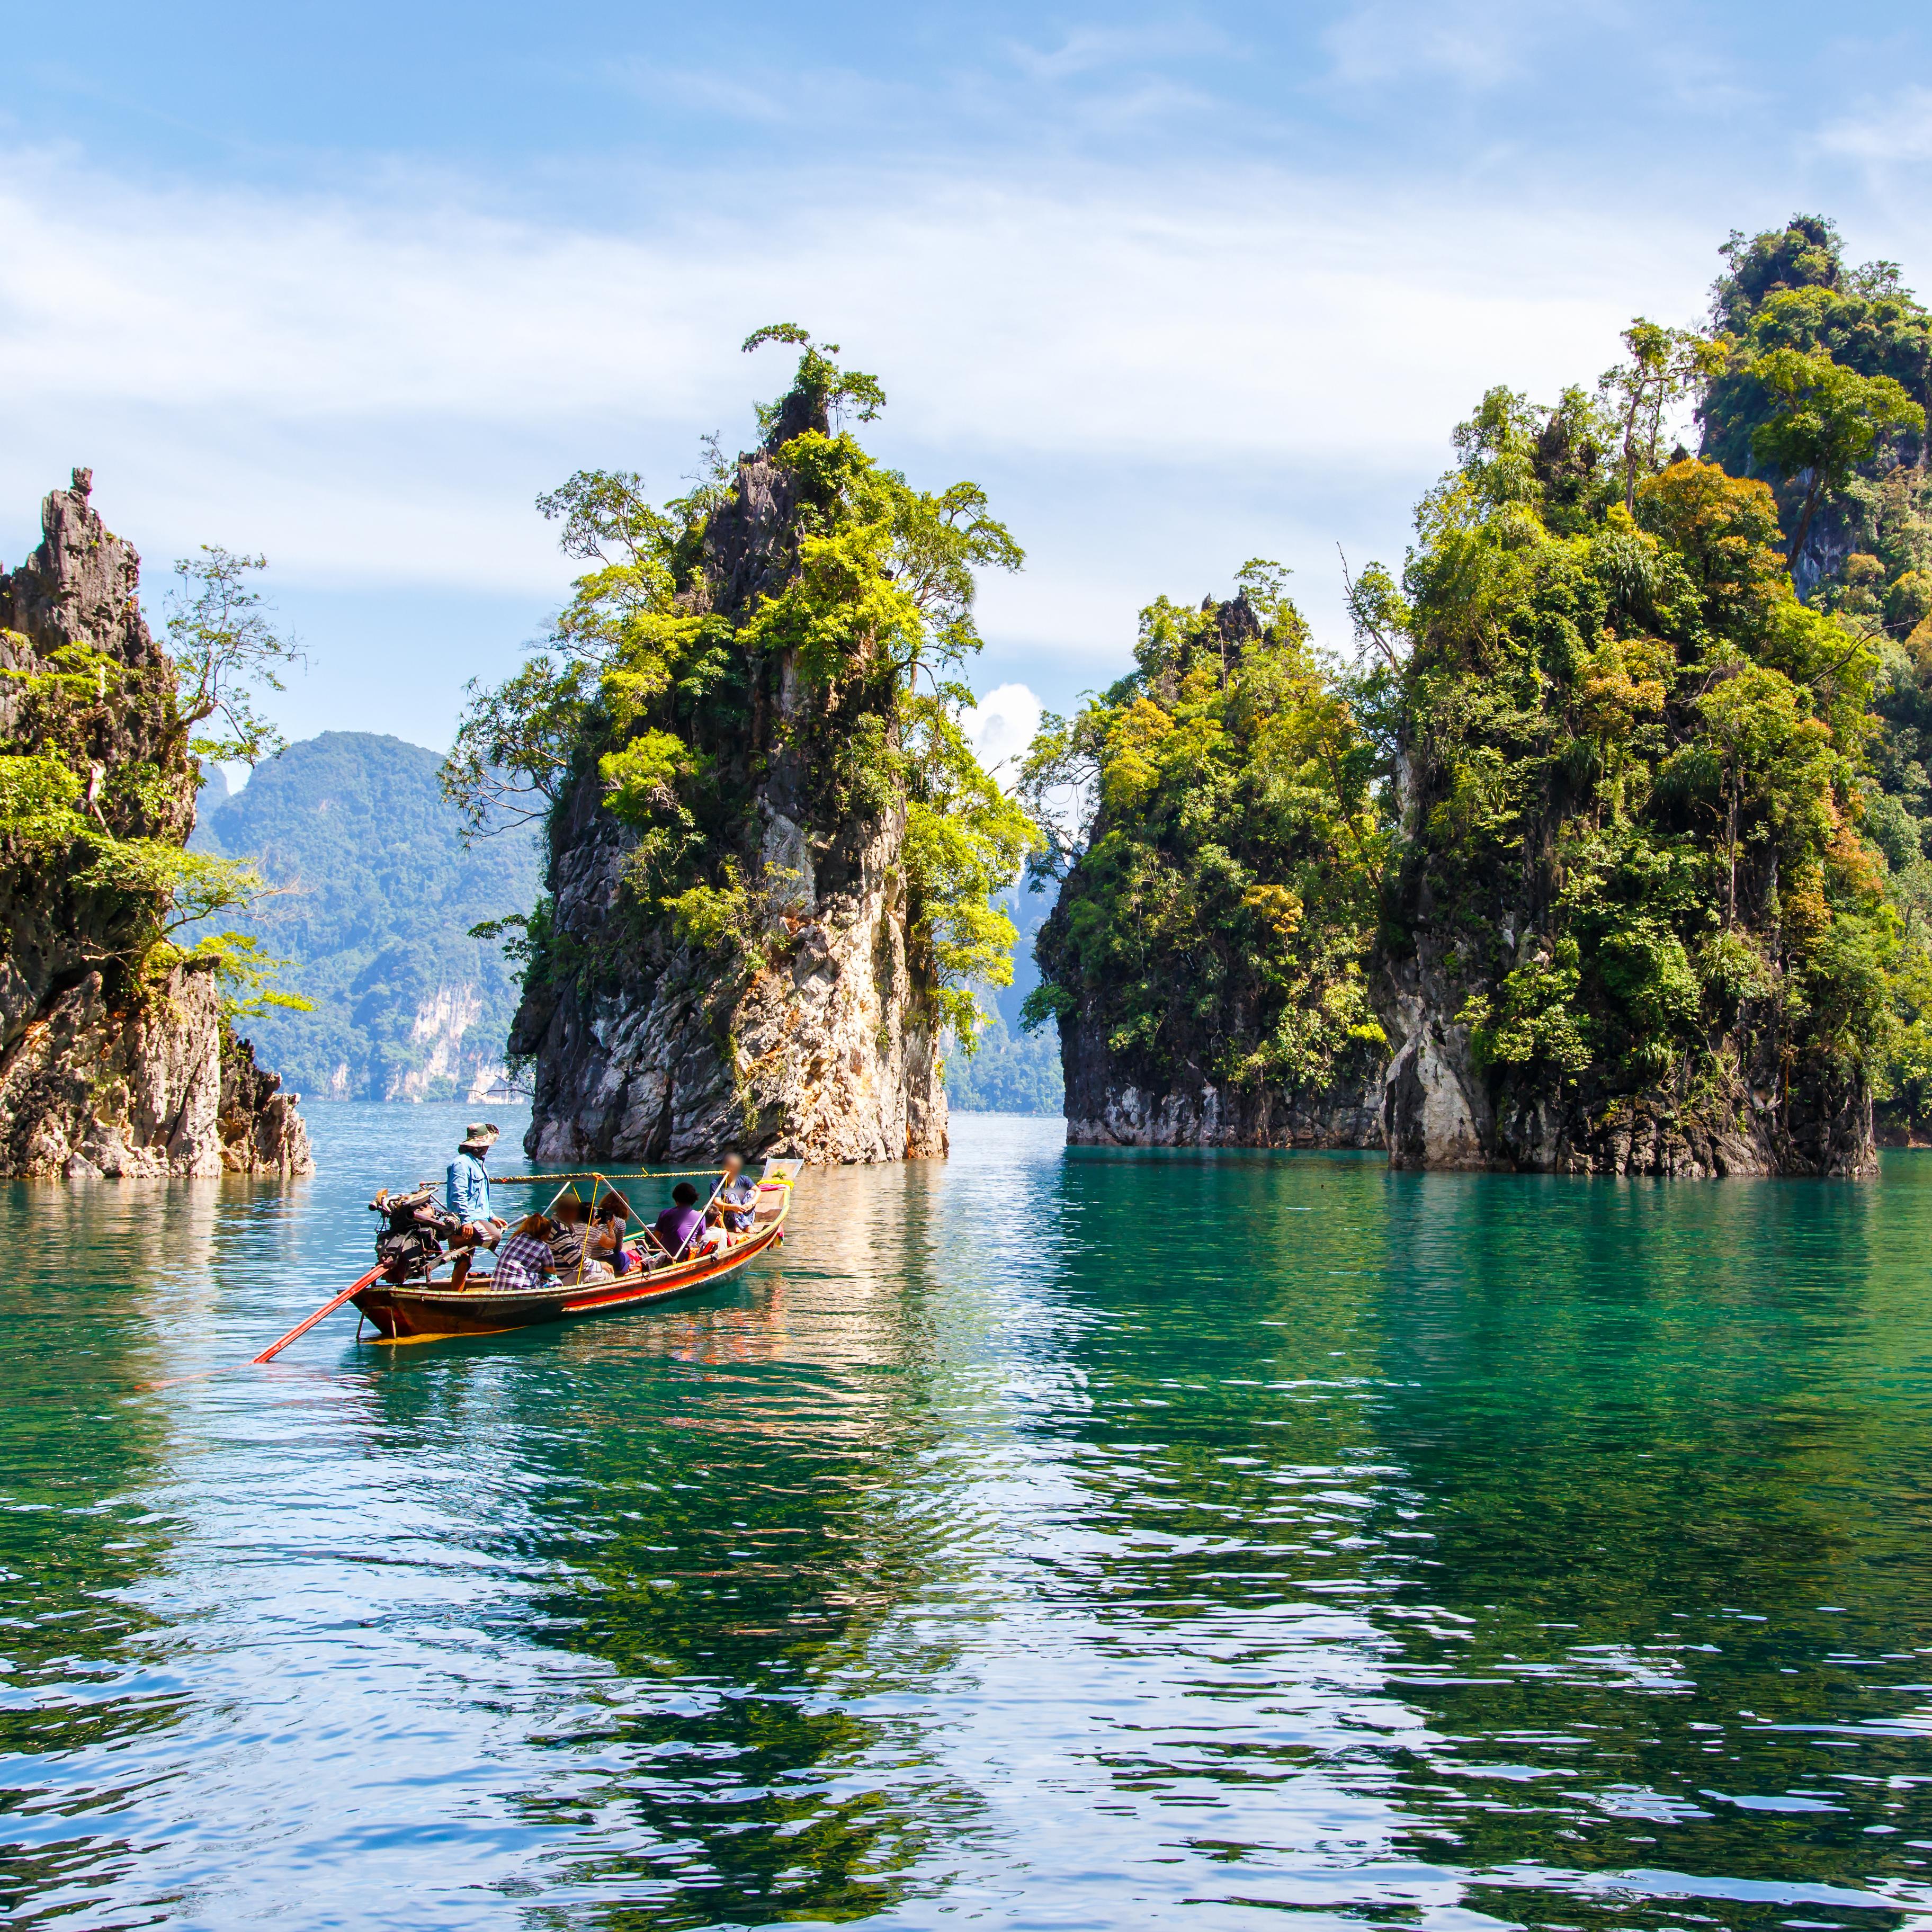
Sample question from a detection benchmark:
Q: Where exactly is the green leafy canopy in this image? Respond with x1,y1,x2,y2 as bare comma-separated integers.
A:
445,329,1040,1059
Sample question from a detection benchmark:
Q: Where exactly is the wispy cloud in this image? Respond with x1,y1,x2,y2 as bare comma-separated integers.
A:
1321,0,1621,91
1000,19,1232,83
0,131,1730,745
1817,84,1932,167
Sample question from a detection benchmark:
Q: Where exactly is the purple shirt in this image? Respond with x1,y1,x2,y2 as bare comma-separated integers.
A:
653,1204,704,1255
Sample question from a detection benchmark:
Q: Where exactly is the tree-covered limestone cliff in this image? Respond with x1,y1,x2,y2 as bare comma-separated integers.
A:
0,474,310,1177
1373,409,1889,1173
1026,217,1932,1175
1022,578,1385,1146
453,332,1034,1163
1688,218,1932,1143
191,732,540,1102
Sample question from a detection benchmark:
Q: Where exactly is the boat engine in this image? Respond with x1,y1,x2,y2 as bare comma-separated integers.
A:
370,1185,463,1282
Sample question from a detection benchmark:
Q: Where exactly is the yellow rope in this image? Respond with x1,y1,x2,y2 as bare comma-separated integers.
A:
489,1168,723,1185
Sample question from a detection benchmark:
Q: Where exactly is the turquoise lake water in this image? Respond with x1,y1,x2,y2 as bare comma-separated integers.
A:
3,1105,1931,1929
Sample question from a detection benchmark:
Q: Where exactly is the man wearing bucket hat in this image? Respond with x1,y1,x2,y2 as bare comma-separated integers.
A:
445,1122,507,1287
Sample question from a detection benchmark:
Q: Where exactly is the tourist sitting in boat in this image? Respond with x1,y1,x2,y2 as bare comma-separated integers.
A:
445,1122,507,1288
588,1193,637,1275
489,1214,559,1294
645,1180,706,1261
548,1196,613,1282
717,1151,759,1234
698,1203,732,1255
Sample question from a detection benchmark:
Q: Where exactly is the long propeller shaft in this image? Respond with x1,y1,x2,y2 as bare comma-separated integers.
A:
253,1265,384,1364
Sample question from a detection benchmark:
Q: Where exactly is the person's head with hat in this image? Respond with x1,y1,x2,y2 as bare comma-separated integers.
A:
445,1123,505,1286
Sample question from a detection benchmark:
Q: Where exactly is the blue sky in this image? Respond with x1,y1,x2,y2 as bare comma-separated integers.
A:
5,2,1931,772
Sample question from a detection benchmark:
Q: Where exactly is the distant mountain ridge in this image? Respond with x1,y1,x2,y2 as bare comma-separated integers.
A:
191,732,540,1102
944,881,1063,1115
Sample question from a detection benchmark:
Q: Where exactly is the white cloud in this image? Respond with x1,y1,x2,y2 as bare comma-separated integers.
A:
1001,21,1232,83
0,136,1729,735
1323,0,1561,88
1817,85,1932,167
960,683,1044,782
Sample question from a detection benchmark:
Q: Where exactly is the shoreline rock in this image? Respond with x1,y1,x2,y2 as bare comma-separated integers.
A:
0,473,312,1179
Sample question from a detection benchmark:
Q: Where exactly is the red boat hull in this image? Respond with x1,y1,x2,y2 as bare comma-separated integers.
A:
351,1185,789,1343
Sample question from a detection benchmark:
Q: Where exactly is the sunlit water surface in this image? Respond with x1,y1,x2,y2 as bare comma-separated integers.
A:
3,1106,1931,1929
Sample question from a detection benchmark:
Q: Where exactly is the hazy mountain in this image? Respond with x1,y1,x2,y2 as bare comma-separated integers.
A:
191,732,540,1103
946,881,1063,1116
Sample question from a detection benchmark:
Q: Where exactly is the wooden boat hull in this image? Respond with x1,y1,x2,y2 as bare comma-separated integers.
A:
351,1173,792,1344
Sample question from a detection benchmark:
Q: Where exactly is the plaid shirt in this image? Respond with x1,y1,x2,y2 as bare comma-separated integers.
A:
491,1230,555,1293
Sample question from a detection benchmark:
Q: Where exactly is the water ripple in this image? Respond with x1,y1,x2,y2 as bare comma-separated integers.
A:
1,1111,1930,1927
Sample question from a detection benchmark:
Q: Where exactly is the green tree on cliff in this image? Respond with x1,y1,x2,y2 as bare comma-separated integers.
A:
1021,578,1389,1105
167,546,305,770
1025,239,1914,1161
446,331,1036,1047
1746,347,1923,564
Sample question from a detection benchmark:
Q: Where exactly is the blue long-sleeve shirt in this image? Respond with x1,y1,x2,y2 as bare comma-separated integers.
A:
446,1151,493,1224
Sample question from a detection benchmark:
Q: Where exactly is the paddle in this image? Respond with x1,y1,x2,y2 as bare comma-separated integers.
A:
252,1265,385,1364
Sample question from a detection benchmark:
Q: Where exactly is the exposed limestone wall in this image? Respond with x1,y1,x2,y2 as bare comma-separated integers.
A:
389,981,486,1102
0,962,310,1178
1373,902,1874,1180
1059,1015,1383,1151
217,1025,312,1178
520,807,942,1165
0,473,312,1178
1053,941,1868,1177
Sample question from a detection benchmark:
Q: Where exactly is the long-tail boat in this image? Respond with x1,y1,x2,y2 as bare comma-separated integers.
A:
348,1160,802,1345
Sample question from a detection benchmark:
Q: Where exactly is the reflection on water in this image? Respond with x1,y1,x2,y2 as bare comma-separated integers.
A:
2,1107,1931,1928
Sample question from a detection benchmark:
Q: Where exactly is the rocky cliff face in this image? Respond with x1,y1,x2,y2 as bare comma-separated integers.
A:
1375,934,1872,1179
513,397,946,1166
0,473,311,1178
1061,1027,1383,1150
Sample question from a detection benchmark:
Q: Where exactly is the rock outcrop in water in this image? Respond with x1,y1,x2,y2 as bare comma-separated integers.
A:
1026,587,1390,1153
1374,923,1872,1179
502,349,1027,1166
0,473,312,1177
517,769,944,1165
1059,1043,1384,1150
1030,219,1905,1179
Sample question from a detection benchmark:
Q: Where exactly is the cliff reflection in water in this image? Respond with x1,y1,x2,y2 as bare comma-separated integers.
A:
2,1110,1931,1930
0,1173,227,1916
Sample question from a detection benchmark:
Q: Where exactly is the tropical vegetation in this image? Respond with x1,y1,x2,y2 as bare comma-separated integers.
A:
1025,215,1932,1149
0,538,305,1027
1020,569,1388,1112
448,330,1037,1060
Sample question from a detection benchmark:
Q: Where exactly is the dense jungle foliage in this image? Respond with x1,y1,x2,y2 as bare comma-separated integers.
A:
448,332,1035,1052
1027,216,1932,1140
1698,218,1932,1129
0,530,302,1026
1020,571,1388,1107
